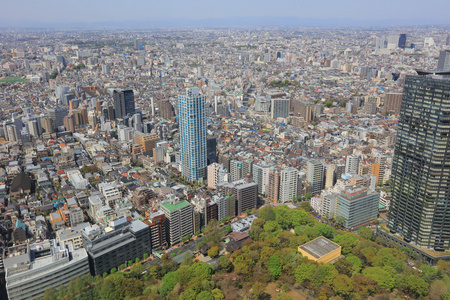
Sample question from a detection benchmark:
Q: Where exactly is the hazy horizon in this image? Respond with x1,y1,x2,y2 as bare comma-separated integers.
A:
2,0,450,29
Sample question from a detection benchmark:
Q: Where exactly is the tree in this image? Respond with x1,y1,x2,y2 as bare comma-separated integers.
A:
235,255,254,278
170,252,176,258
325,100,333,108
99,277,117,300
57,284,66,299
50,71,58,79
110,267,117,274
259,206,276,221
399,275,429,298
196,230,201,236
295,263,318,285
211,288,225,300
159,271,179,297
182,252,195,266
333,275,354,298
313,222,334,238
204,221,224,248
333,234,359,255
178,249,184,255
180,288,197,300
246,208,251,214
226,225,232,233
135,257,140,263
208,246,219,258
43,287,57,300
300,201,311,212
143,253,149,260
197,291,214,300
119,264,126,271
268,255,282,279
119,277,144,298
218,256,233,273
362,267,396,291
357,227,373,240
130,262,143,275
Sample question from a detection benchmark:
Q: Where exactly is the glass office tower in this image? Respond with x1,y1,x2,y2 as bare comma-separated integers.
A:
388,74,450,250
178,87,207,182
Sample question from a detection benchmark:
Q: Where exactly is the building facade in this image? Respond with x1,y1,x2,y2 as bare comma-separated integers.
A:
388,75,450,250
160,199,193,246
179,88,207,181
336,186,379,229
113,89,135,119
4,240,89,300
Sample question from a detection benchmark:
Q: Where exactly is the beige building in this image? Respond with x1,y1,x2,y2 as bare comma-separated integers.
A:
298,236,341,263
133,132,160,155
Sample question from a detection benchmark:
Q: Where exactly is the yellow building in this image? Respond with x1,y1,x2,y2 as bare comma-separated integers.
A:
298,236,341,264
134,132,160,154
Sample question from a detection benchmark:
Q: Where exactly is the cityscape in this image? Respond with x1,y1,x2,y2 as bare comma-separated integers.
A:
1,2,450,300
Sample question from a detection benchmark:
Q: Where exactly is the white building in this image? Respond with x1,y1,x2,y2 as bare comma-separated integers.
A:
98,182,122,207
279,167,299,203
4,240,89,300
67,170,88,190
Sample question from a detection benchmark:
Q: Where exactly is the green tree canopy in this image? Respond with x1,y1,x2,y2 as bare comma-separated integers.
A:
268,255,282,279
204,221,224,248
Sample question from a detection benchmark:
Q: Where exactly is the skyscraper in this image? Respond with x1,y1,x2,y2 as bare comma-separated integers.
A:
47,107,68,130
307,160,324,196
179,87,207,182
113,89,135,119
388,74,450,250
437,50,450,72
398,34,406,49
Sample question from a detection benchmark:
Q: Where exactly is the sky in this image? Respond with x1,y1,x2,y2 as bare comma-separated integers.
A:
2,0,450,27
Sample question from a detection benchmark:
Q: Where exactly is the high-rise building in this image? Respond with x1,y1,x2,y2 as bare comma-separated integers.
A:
207,163,228,189
268,168,281,202
113,89,135,119
179,87,207,182
160,199,193,246
63,115,75,132
279,167,299,203
271,98,290,119
345,155,359,174
336,186,379,229
292,99,313,122
146,209,167,250
40,117,54,134
307,160,324,196
446,34,450,46
398,34,407,49
388,74,450,250
133,132,160,155
207,138,217,165
158,100,175,119
252,163,271,195
230,159,253,182
47,107,68,130
325,164,336,189
437,50,450,71
217,177,258,216
383,93,403,113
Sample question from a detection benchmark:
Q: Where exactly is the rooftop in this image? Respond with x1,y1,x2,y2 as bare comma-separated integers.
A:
160,200,191,213
299,236,341,259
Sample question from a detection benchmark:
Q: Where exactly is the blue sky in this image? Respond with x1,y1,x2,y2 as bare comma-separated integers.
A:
2,0,450,26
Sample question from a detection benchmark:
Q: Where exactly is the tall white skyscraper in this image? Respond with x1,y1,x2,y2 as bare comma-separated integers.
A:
179,87,207,182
